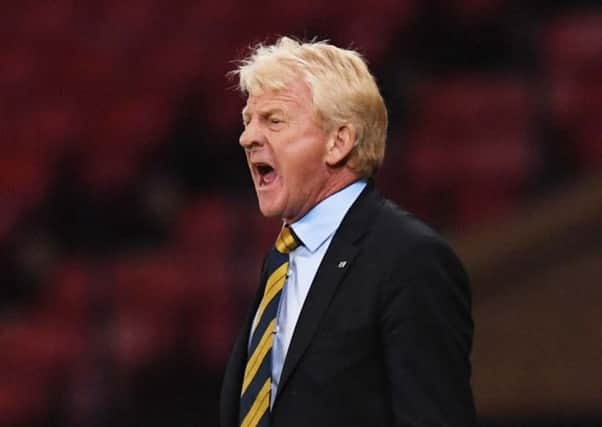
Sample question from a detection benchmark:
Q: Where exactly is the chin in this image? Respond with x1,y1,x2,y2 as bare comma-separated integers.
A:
255,186,287,218
257,199,283,219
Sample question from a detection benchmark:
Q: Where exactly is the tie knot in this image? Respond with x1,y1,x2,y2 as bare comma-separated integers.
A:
274,225,300,254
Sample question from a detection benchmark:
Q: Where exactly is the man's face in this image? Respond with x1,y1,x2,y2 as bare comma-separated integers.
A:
239,79,333,223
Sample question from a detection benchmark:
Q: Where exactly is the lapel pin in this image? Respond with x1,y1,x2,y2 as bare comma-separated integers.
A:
337,261,347,268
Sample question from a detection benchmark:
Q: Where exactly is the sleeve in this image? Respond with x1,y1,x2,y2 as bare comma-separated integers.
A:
379,239,477,427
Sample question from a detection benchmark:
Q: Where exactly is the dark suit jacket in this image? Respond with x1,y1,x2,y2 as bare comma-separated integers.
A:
220,184,476,427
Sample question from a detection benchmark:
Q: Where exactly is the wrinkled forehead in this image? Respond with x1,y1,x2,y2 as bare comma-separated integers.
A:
242,79,316,116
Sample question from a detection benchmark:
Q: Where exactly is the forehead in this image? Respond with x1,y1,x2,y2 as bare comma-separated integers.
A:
242,79,314,116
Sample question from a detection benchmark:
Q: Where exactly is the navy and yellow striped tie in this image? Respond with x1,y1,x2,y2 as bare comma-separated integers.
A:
239,225,300,427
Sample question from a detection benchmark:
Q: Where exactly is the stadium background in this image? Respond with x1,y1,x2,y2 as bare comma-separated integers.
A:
1,0,600,426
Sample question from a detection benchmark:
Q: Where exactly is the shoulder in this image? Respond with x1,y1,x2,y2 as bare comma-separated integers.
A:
359,195,468,283
338,184,465,277
372,197,450,253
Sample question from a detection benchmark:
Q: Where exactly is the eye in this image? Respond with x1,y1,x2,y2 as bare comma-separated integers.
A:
269,117,282,124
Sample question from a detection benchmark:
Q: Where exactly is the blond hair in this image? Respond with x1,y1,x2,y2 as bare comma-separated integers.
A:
232,36,388,178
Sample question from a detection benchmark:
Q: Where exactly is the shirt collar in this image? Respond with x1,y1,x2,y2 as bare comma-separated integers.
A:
290,179,367,253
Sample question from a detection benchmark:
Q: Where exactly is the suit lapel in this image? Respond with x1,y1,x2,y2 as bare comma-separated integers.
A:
275,183,383,404
221,257,270,427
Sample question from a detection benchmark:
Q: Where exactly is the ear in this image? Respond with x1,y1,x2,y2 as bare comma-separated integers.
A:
325,124,356,167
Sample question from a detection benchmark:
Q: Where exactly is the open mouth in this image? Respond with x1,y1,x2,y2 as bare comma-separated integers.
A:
254,162,278,186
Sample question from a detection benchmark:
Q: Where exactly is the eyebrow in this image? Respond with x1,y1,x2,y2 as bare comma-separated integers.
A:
242,107,285,123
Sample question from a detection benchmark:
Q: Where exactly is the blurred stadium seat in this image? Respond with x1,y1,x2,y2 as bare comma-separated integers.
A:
388,75,539,227
541,11,602,171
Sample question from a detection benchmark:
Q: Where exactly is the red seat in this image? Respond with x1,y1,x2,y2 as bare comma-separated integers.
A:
76,137,145,195
0,379,48,426
0,146,51,207
175,196,233,255
575,120,602,172
102,93,171,148
0,315,84,398
444,0,509,21
75,91,171,194
0,44,36,100
401,76,537,228
113,254,190,313
15,98,80,156
333,0,418,64
40,259,91,323
137,34,207,96
20,0,77,41
97,0,160,43
109,310,174,374
109,254,192,371
190,281,238,368
541,13,602,172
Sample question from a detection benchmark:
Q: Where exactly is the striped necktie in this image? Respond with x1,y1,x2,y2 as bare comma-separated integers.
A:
239,225,300,427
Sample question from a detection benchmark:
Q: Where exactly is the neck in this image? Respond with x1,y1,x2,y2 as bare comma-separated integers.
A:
283,168,361,224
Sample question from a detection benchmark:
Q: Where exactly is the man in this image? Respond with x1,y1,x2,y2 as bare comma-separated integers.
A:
220,37,476,427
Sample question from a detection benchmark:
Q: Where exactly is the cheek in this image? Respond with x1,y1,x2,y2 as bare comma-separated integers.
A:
281,151,319,185
274,128,327,180
286,137,326,170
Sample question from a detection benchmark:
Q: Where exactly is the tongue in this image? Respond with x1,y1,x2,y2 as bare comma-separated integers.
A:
261,170,277,185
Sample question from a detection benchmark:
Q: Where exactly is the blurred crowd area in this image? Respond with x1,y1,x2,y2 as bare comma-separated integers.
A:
1,0,601,426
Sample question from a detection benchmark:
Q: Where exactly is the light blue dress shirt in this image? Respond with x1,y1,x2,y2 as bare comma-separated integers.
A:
269,179,367,407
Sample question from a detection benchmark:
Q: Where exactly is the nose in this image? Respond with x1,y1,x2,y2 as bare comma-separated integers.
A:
239,119,264,150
